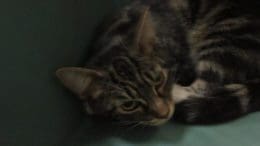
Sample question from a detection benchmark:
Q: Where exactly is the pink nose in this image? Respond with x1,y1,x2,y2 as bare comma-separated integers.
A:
151,98,169,118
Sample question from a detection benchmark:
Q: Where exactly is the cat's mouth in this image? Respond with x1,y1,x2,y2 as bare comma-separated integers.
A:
142,118,170,126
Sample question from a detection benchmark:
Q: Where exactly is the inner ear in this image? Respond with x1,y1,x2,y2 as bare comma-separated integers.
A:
56,67,106,98
132,6,156,56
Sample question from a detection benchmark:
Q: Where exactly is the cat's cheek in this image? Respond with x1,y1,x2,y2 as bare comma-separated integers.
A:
167,100,175,119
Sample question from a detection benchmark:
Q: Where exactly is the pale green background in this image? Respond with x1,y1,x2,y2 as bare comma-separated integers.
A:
1,0,259,146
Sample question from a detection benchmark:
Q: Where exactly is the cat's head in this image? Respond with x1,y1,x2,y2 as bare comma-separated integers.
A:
56,56,174,126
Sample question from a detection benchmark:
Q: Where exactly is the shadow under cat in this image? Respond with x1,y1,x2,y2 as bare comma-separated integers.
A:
62,116,188,146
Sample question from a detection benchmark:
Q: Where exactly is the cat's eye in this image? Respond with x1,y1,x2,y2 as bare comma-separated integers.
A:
121,101,139,111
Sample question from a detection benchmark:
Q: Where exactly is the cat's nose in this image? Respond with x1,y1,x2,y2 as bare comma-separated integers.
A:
151,98,172,119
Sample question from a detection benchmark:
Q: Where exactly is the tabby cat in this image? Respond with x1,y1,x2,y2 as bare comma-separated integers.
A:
56,0,260,126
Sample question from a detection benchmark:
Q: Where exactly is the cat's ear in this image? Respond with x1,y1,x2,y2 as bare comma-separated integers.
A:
133,6,156,56
56,67,106,98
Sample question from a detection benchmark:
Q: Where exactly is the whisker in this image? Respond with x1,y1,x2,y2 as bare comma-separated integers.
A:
116,120,137,126
125,122,142,131
131,122,142,128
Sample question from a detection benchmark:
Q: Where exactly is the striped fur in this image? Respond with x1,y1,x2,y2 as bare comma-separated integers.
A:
57,0,260,125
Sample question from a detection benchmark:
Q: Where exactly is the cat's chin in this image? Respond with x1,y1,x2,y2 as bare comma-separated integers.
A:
142,118,170,126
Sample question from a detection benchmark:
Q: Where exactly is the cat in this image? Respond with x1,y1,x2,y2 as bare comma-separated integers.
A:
56,0,260,126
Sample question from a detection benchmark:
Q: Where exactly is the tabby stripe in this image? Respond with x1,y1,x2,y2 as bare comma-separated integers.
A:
108,17,137,36
170,0,201,26
170,0,190,26
197,60,225,79
170,0,189,12
213,17,249,28
124,86,136,99
197,0,221,18
195,38,228,51
201,4,229,24
208,17,250,34
206,23,256,39
198,46,250,62
196,38,252,61
198,52,251,72
197,69,222,83
201,35,260,56
197,59,245,83
188,0,201,24
109,73,137,94
206,6,239,26
221,35,260,54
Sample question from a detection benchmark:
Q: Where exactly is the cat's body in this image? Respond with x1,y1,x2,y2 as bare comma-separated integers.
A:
57,0,260,125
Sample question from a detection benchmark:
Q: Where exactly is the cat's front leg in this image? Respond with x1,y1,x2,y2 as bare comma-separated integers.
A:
171,79,258,124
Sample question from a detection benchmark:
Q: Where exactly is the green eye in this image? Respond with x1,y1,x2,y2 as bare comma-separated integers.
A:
121,101,139,111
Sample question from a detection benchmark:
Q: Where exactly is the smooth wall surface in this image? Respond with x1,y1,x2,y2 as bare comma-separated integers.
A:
1,0,115,145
